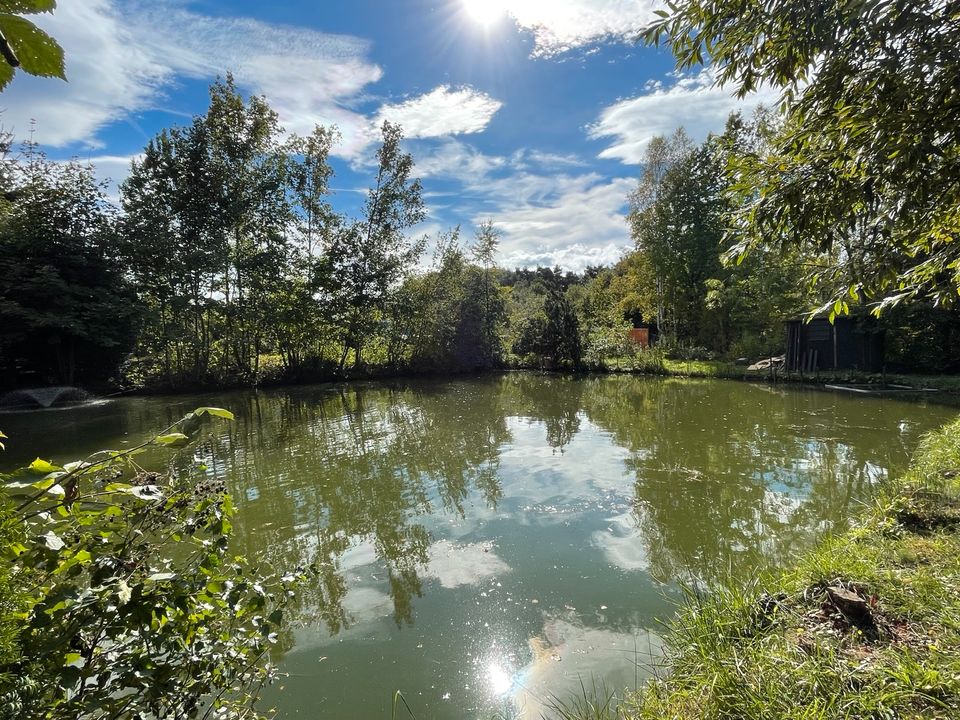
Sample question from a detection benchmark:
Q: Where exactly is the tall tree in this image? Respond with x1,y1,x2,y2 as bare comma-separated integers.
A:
0,147,138,388
328,121,426,370
646,0,960,312
629,134,725,345
467,220,505,368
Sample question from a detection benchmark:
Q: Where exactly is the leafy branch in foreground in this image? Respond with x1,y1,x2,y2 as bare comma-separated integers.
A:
0,1,65,90
644,0,960,313
0,407,298,720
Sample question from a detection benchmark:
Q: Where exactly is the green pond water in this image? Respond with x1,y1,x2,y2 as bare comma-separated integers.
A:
2,374,957,719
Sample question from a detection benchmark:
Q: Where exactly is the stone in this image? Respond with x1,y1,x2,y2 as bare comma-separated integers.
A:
826,586,872,625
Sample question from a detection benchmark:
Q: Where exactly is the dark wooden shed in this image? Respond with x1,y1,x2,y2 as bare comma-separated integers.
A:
785,317,885,373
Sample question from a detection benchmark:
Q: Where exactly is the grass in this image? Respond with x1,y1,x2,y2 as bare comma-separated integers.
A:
569,415,960,720
602,353,960,395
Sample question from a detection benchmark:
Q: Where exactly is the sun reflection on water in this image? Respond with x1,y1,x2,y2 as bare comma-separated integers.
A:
486,660,513,697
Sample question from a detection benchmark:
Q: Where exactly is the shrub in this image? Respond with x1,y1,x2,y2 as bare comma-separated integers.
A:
0,409,297,720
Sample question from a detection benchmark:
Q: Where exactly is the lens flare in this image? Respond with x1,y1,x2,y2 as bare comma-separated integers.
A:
462,0,506,27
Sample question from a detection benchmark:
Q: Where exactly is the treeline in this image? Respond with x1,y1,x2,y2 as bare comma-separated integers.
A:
0,78,507,390
2,80,959,392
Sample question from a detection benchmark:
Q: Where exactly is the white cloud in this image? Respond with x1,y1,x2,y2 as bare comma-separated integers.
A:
480,173,635,271
4,3,506,163
124,1,383,159
414,139,508,179
1,0,381,156
504,0,663,57
413,141,633,271
589,70,779,164
376,86,502,140
0,0,167,147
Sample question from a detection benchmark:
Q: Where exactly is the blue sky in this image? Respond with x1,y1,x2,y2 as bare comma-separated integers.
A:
2,0,773,270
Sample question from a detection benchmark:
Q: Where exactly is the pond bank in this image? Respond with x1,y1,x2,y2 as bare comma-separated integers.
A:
608,415,960,720
582,358,960,405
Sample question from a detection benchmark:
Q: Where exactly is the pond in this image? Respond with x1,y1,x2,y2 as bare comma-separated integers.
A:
1,374,956,719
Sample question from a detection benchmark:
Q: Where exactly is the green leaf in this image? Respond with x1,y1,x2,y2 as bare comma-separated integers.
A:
0,2,58,14
0,430,6,451
155,432,189,446
194,407,235,421
0,14,65,82
32,478,65,496
29,457,63,473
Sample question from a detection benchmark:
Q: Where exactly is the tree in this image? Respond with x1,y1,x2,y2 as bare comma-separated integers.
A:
465,221,506,368
510,273,583,370
629,134,725,346
327,121,426,370
122,78,303,386
122,122,226,385
645,0,960,312
0,1,65,91
0,147,138,388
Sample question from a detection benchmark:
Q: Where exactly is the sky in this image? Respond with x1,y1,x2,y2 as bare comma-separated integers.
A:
1,0,775,271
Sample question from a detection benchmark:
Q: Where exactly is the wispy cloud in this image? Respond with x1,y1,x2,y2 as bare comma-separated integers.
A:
486,174,635,270
375,86,503,139
505,0,663,57
2,0,381,155
0,0,167,147
589,70,779,164
414,141,633,271
120,1,384,159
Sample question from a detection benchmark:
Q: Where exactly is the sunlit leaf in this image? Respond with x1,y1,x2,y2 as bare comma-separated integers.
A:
29,457,62,473
0,14,65,82
42,530,65,551
117,579,132,605
194,407,235,421
155,432,189,446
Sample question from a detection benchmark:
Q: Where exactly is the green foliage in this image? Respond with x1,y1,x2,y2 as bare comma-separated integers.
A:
120,84,427,387
645,0,960,312
620,113,807,360
394,227,506,372
509,273,583,369
0,1,64,91
327,121,426,371
0,409,296,719
0,145,139,388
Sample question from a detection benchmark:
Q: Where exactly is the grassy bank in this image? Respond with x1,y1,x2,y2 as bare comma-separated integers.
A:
598,416,960,720
600,353,960,395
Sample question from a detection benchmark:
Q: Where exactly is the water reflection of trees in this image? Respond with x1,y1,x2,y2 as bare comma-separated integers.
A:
499,374,585,452
576,377,925,584
20,374,939,653
201,381,511,635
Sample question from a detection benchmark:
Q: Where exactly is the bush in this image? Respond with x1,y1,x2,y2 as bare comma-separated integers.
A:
0,409,297,720
659,338,717,361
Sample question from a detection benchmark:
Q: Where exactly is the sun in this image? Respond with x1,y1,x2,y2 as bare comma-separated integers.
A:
462,0,506,27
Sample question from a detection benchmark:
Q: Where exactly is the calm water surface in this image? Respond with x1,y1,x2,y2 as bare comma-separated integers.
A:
2,375,956,719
